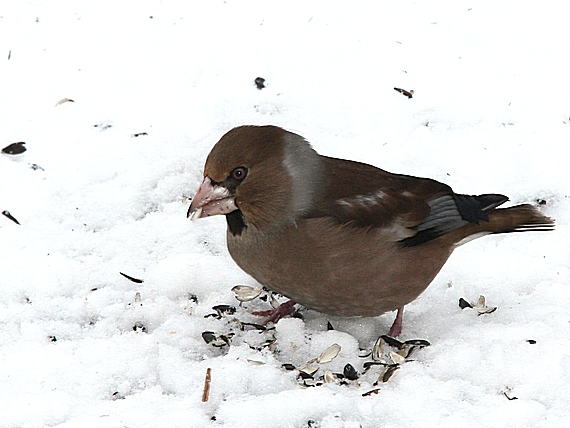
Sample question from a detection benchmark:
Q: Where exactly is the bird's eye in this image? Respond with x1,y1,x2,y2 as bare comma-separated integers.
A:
231,166,248,181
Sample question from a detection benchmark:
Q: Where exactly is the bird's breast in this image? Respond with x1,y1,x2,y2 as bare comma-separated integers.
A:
226,218,452,317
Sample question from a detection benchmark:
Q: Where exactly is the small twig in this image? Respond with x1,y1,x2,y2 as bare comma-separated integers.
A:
202,368,212,402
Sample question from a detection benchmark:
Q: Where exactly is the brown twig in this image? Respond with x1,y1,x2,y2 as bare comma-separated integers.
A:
202,368,212,402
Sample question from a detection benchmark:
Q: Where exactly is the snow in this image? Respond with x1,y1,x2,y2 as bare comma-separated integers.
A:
1,1,569,427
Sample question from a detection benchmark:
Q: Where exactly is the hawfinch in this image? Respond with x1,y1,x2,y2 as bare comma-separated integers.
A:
188,125,554,336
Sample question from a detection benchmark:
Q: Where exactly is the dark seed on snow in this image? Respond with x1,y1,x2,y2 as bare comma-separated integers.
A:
327,321,334,330
526,339,537,344
403,339,431,347
282,363,296,371
298,371,314,380
133,322,147,333
343,363,359,380
459,297,473,309
240,322,266,331
212,305,236,315
394,87,414,98
202,331,217,344
254,77,266,89
2,142,26,154
48,335,57,342
381,365,399,383
119,272,144,283
362,388,381,397
363,361,387,371
380,335,404,349
2,211,20,225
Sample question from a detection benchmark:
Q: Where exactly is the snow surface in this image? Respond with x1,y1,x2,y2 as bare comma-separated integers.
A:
1,1,569,427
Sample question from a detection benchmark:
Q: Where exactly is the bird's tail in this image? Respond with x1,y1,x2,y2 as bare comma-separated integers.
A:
453,204,554,246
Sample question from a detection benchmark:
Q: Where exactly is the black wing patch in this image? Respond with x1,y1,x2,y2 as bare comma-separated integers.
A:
400,193,508,247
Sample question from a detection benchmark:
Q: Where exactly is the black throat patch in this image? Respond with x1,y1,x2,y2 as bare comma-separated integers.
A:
226,210,246,236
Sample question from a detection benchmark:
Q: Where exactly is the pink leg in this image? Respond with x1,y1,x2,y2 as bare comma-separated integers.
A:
252,300,297,325
387,307,404,337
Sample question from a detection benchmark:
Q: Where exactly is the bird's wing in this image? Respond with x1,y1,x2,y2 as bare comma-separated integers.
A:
306,156,508,245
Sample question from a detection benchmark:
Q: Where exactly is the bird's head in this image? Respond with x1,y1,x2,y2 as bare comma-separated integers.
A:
187,125,324,234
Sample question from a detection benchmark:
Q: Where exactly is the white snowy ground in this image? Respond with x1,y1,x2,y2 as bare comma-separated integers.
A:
1,1,569,427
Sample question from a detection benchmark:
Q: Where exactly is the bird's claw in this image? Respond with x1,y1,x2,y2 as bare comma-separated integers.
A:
252,300,297,325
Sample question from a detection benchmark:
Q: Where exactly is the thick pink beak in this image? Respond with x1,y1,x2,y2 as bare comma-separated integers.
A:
187,177,238,220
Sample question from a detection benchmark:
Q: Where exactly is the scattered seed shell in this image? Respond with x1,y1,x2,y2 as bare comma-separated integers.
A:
120,272,144,283
394,87,414,98
380,365,400,383
503,391,518,401
381,335,404,349
2,210,20,225
317,343,341,363
363,361,387,373
362,388,381,397
404,339,431,347
269,293,281,309
372,336,385,361
282,363,296,371
254,77,266,89
239,322,266,331
389,351,406,365
55,98,74,106
324,370,336,384
343,363,359,380
201,331,217,344
246,359,265,366
133,322,147,333
231,285,262,302
112,391,125,400
298,370,316,380
459,297,473,309
2,142,26,155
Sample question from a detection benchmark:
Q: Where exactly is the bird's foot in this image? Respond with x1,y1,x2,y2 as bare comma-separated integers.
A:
387,307,404,337
252,300,297,325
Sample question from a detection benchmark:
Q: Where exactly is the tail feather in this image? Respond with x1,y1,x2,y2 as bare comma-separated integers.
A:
489,204,555,235
450,204,554,246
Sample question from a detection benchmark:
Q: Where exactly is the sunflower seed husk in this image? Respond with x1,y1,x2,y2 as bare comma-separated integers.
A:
246,359,265,366
317,343,341,363
380,335,404,349
343,363,359,380
296,358,316,371
362,388,381,397
372,336,385,361
376,365,399,384
299,365,319,377
231,285,262,302
324,370,336,383
389,351,406,365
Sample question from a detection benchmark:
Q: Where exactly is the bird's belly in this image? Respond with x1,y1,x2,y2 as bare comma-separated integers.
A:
227,219,451,317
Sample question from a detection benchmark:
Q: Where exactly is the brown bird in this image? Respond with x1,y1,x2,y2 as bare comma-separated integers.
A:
187,125,554,336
